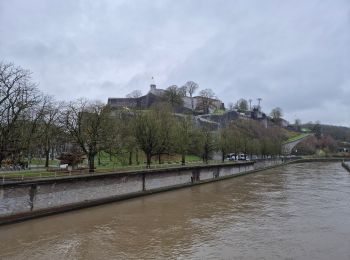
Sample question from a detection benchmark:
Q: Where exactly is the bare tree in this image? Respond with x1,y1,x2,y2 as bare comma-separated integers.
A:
133,109,161,168
218,125,234,162
313,121,322,140
184,81,199,110
133,105,176,167
60,99,109,172
153,105,177,164
0,62,41,165
199,126,216,164
164,85,184,111
99,111,125,163
126,90,142,98
179,86,187,96
235,98,249,112
38,96,61,167
294,118,301,132
126,90,142,109
198,88,216,114
174,115,195,165
270,107,283,121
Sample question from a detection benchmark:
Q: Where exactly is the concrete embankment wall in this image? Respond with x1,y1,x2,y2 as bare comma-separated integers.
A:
289,157,349,163
0,159,287,225
289,157,350,172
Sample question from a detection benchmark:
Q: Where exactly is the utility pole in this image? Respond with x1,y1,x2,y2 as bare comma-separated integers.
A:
257,98,262,109
249,99,252,111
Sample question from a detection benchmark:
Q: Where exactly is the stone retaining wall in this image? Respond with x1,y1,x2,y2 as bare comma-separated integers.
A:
0,158,288,225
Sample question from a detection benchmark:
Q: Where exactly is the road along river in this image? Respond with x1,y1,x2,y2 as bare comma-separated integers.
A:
0,162,350,259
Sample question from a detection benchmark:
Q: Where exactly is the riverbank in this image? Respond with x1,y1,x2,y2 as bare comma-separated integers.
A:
289,157,350,163
341,162,350,172
3,162,349,259
3,157,348,225
0,158,295,225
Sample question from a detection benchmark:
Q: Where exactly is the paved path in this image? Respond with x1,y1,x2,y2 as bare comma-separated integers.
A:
282,134,312,155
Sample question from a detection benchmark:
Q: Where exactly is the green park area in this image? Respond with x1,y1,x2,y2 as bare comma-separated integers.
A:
4,61,348,183
284,133,310,144
0,153,204,181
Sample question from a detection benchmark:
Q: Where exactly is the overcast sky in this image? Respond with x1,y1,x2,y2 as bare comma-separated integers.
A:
1,0,349,126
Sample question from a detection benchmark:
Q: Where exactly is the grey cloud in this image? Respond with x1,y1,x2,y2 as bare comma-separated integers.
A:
0,0,349,125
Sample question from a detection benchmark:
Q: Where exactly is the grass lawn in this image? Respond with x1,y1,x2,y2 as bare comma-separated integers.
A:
0,152,205,182
212,109,225,115
94,151,202,170
30,158,59,166
1,170,57,179
284,133,310,144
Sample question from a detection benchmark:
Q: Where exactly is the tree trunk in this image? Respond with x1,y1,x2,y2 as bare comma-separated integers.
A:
98,151,101,166
222,150,225,162
129,151,133,165
204,145,209,164
51,147,54,160
181,153,185,165
88,154,95,173
190,94,194,110
136,149,139,165
158,154,161,164
45,149,50,168
146,153,151,168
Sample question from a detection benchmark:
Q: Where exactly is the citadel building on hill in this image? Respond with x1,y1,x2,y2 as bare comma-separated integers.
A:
107,84,224,114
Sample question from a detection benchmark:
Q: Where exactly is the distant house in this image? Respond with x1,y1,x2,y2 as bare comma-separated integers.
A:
337,147,349,153
337,141,350,153
108,84,224,114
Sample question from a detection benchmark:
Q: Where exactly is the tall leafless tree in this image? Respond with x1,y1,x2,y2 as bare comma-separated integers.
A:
179,86,187,96
38,96,61,167
126,90,142,98
184,81,199,110
270,107,283,121
175,115,195,165
235,98,249,112
133,109,161,168
0,62,41,165
164,85,184,111
198,88,216,114
60,99,109,172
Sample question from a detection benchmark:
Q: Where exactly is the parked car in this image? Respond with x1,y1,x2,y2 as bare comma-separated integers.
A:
226,153,237,161
227,153,250,161
238,153,247,161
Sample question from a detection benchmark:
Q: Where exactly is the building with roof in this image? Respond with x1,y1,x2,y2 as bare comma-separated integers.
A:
107,84,224,114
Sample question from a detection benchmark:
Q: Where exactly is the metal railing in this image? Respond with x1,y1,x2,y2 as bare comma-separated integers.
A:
0,160,251,184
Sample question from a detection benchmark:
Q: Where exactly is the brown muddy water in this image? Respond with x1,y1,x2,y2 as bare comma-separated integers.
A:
0,162,350,260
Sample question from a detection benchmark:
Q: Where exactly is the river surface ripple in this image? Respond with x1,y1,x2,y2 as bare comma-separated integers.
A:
1,162,350,260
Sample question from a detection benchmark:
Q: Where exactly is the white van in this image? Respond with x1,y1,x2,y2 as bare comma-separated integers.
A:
238,153,246,160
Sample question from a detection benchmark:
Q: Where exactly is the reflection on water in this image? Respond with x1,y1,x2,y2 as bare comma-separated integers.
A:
1,162,350,259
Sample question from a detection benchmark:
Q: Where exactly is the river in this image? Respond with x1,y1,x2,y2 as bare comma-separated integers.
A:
0,162,350,259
